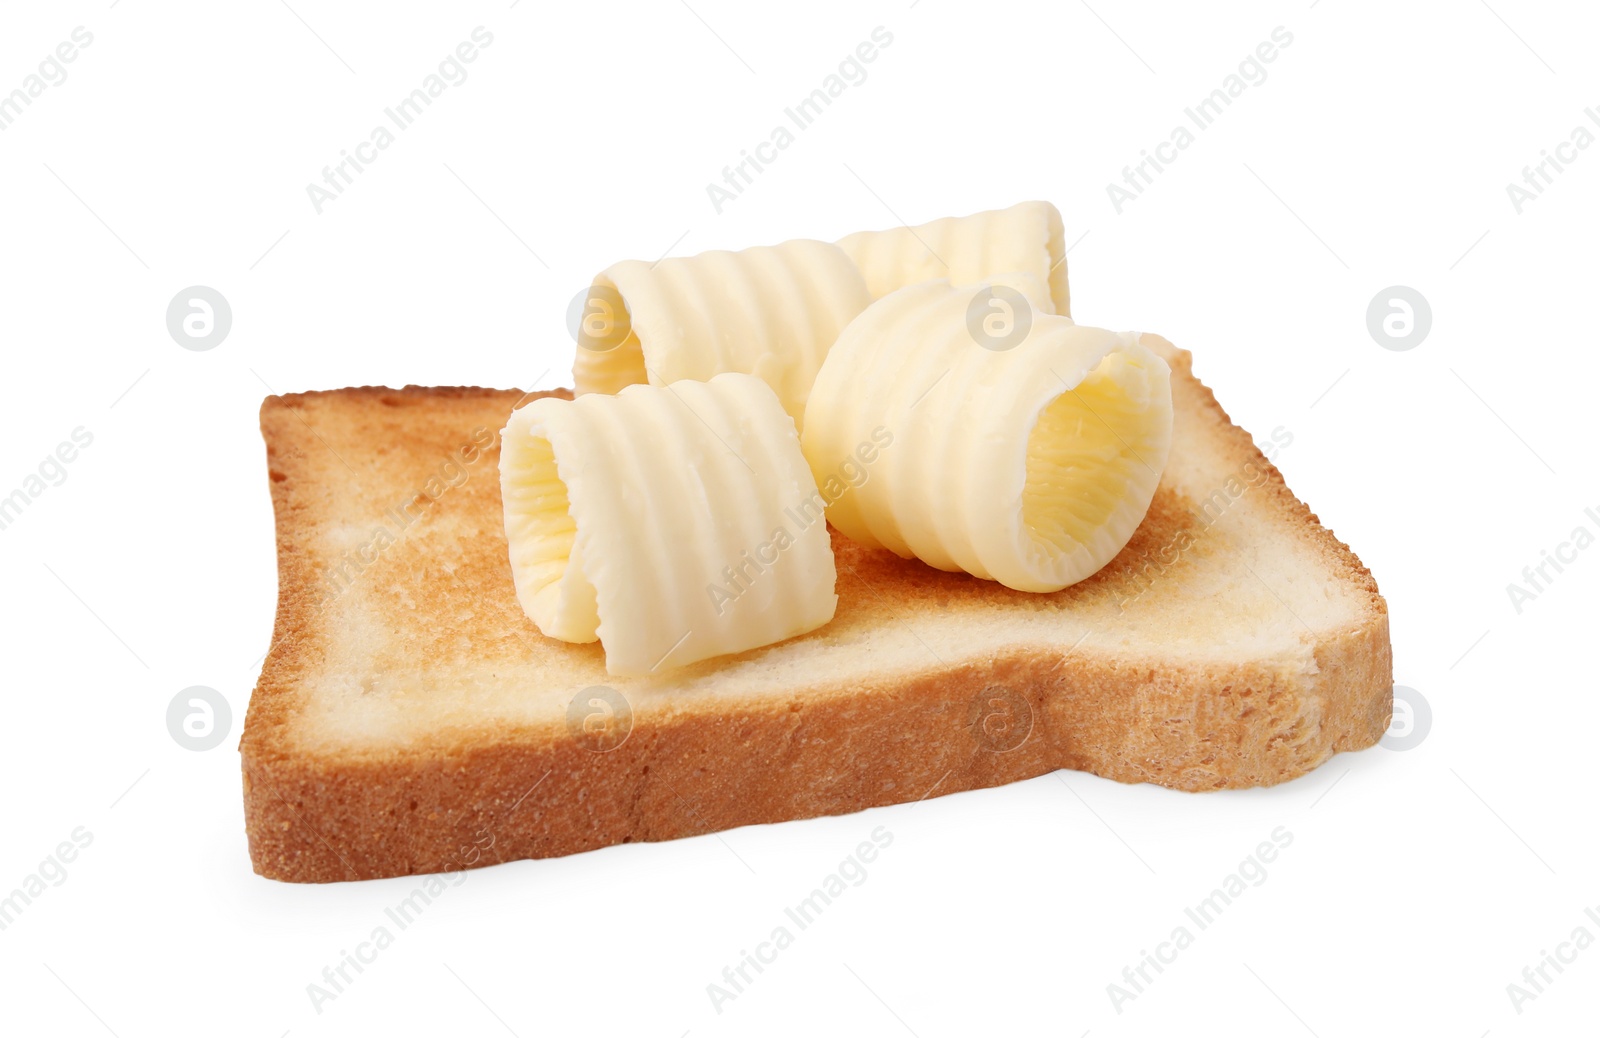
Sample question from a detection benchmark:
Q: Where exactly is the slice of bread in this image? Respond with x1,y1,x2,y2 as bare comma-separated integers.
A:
242,339,1391,882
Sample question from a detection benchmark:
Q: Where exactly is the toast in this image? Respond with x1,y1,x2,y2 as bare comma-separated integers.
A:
242,339,1391,882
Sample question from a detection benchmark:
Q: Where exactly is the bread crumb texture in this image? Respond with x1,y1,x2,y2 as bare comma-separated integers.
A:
242,346,1390,882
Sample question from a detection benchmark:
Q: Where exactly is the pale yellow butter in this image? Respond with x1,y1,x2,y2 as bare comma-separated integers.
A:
501,373,838,675
836,200,1070,316
570,240,871,427
801,277,1172,593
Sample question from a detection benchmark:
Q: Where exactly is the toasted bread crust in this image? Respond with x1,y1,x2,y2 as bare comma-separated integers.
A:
242,359,1391,883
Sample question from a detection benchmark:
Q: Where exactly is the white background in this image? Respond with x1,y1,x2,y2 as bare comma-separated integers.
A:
1,0,1596,1034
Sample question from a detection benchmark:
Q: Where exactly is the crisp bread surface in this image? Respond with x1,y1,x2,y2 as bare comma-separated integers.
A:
242,342,1391,882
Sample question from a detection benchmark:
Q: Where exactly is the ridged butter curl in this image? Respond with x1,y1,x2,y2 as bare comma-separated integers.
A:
501,374,837,675
801,277,1173,593
570,240,872,427
837,200,1070,316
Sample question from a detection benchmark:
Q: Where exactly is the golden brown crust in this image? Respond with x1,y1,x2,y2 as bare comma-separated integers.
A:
242,364,1391,883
